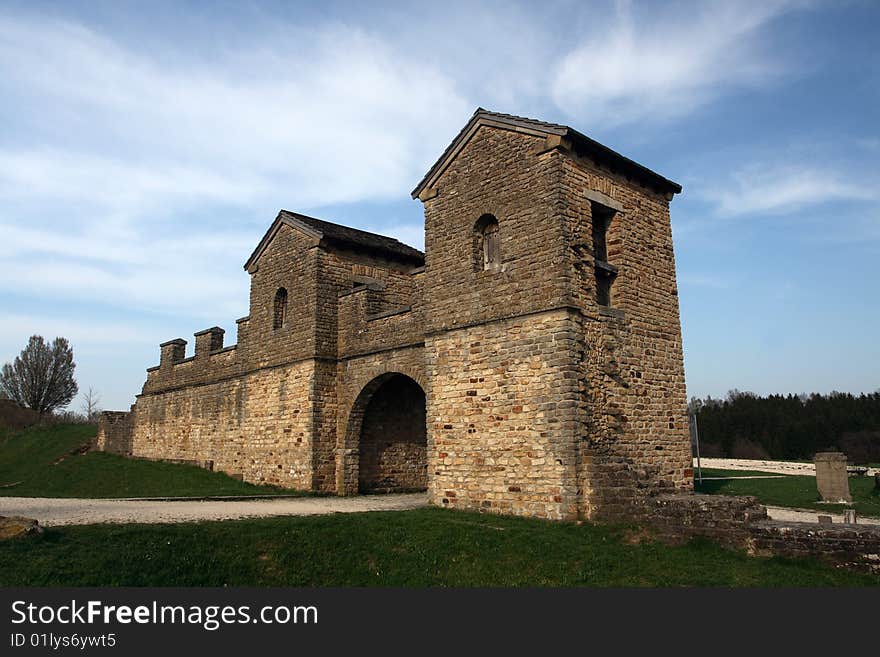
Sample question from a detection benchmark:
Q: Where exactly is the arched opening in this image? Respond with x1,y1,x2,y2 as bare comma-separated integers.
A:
273,287,287,329
474,213,501,271
350,373,427,493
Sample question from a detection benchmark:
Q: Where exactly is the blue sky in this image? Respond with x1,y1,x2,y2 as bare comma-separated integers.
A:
0,0,877,411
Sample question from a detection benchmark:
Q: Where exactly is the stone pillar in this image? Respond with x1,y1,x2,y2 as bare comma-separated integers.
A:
814,452,852,504
335,448,359,495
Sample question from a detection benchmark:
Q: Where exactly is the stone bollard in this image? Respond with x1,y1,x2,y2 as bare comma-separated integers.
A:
843,509,857,525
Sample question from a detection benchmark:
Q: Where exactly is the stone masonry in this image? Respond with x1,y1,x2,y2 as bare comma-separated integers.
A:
98,108,692,522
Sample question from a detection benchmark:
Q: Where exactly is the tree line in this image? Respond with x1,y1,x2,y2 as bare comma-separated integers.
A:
690,390,880,463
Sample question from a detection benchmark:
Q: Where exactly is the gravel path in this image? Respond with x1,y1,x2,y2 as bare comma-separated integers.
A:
694,457,879,476
5,492,878,530
0,493,428,527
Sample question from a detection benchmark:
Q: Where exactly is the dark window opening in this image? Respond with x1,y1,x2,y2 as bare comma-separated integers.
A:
591,201,617,307
596,269,613,307
592,203,614,263
273,287,288,330
474,214,501,271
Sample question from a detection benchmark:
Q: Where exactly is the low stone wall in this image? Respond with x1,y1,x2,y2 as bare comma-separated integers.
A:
96,411,133,456
646,493,880,574
748,521,880,574
646,493,768,549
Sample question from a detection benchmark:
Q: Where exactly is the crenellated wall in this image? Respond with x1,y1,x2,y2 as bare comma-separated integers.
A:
132,360,316,487
113,215,427,491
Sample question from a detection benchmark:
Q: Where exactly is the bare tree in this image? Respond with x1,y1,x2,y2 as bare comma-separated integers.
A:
81,387,102,423
0,335,79,416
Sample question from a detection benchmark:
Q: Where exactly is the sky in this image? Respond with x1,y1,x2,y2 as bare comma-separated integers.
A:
0,0,878,411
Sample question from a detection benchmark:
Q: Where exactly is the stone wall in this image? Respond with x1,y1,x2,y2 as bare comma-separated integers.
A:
96,411,134,456
132,360,316,488
559,149,692,521
646,493,769,548
421,128,570,335
426,310,582,520
647,493,880,574
749,521,880,574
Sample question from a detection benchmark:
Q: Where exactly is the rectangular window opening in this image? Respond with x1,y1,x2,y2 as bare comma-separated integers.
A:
591,201,617,307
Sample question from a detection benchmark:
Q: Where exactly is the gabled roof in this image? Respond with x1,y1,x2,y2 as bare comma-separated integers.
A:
244,210,424,272
411,108,682,199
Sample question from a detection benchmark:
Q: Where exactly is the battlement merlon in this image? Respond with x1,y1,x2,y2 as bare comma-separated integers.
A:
158,338,186,368
194,326,225,356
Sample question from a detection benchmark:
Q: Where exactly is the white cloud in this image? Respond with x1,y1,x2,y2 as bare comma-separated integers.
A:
0,314,155,349
552,0,807,126
0,13,470,323
703,164,878,217
0,223,253,319
0,150,266,212
0,16,470,210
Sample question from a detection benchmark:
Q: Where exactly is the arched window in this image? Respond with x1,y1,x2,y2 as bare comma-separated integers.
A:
474,214,501,271
273,287,288,330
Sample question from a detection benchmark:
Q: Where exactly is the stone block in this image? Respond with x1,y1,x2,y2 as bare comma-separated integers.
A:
815,452,852,504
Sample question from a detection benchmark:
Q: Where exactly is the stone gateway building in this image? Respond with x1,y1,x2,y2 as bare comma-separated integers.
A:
98,109,694,522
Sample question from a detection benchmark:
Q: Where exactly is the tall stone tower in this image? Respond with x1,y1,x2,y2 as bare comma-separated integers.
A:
414,109,691,521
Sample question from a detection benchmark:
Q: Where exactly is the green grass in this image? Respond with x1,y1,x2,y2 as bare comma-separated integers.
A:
695,468,880,517
0,424,298,498
0,508,875,586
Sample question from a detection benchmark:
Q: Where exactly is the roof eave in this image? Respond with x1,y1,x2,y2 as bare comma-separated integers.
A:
411,108,682,200
244,210,425,272
242,212,323,272
564,127,682,196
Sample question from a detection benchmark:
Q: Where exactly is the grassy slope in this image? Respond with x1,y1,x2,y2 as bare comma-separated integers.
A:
0,508,875,586
696,468,880,517
0,424,297,498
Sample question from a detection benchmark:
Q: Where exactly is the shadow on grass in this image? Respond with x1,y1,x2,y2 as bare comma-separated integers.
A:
0,508,876,587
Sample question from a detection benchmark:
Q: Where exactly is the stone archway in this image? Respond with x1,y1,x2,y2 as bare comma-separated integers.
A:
339,372,427,494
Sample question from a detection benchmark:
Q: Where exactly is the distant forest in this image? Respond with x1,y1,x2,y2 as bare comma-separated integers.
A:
689,390,880,463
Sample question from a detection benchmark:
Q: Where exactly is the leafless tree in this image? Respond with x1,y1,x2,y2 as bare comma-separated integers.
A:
0,335,79,416
81,387,101,423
